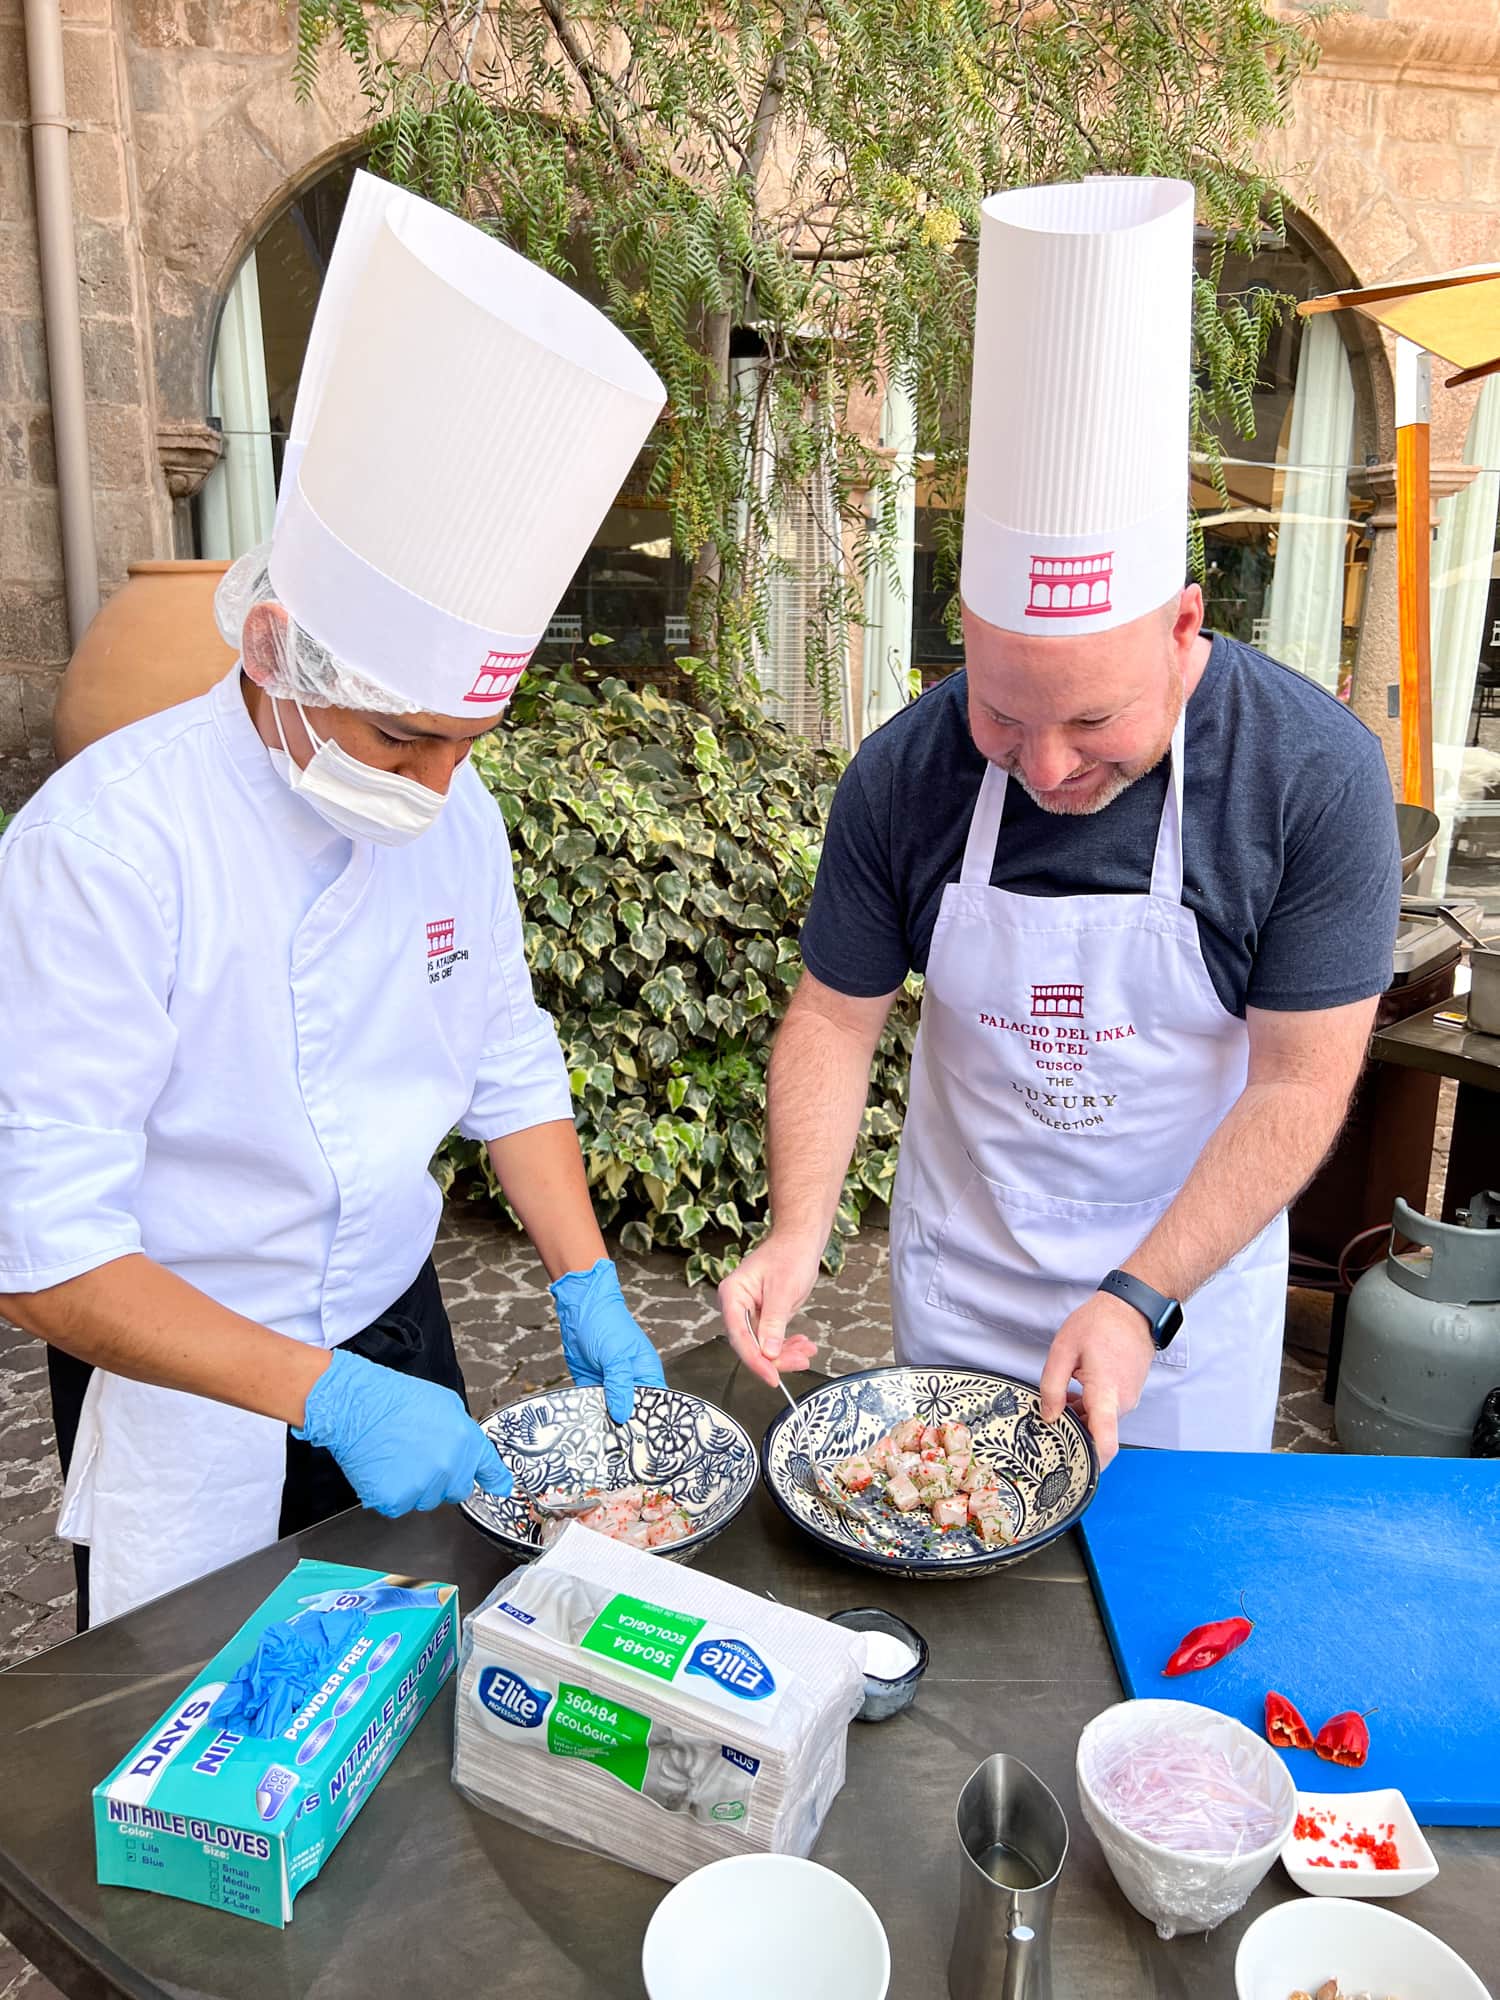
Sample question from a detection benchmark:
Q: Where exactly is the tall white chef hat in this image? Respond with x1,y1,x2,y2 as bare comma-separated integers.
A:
224,172,665,719
960,177,1195,639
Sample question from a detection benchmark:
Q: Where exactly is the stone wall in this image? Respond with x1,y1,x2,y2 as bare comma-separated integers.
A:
2,0,1499,802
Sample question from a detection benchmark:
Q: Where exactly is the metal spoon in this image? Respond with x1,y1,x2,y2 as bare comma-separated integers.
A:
742,1310,901,1548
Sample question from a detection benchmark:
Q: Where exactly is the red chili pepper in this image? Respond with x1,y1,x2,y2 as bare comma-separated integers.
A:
1161,1594,1254,1676
1314,1708,1376,1768
1265,1691,1315,1751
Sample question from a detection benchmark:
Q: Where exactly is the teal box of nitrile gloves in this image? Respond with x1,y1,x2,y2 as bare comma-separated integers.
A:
93,1560,458,1927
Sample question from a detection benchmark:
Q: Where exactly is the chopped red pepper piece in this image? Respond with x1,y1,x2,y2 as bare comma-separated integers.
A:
1314,1708,1375,1768
1161,1595,1254,1676
1265,1690,1315,1751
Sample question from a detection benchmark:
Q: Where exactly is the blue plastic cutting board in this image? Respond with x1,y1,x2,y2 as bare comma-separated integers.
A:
1078,1450,1500,1825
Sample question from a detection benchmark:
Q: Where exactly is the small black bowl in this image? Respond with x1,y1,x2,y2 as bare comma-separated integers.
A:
829,1607,928,1722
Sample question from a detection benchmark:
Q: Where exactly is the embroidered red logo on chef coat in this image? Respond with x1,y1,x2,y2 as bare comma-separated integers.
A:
463,649,533,706
426,917,470,986
1031,982,1084,1020
1026,552,1113,619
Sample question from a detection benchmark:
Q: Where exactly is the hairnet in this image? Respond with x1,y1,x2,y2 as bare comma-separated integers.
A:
213,545,423,716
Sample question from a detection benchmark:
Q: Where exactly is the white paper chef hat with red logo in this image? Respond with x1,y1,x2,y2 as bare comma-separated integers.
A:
264,172,665,717
961,176,1195,639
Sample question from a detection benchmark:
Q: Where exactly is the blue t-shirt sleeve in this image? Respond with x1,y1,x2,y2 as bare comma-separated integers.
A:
1245,730,1401,1011
800,759,912,997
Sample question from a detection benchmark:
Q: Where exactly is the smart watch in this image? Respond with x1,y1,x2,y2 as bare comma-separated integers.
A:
1097,1269,1184,1351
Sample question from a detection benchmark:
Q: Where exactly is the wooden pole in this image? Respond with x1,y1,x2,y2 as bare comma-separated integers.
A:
1394,338,1434,809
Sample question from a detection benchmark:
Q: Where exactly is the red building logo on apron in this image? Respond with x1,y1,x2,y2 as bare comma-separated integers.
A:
426,917,456,960
464,650,532,706
1031,982,1084,1020
1025,553,1112,619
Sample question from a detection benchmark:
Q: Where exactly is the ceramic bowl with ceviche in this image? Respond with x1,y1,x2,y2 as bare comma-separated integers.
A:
462,1383,758,1565
760,1366,1098,1579
1234,1896,1491,2000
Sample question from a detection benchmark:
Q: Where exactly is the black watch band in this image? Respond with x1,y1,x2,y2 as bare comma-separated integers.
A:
1098,1269,1184,1350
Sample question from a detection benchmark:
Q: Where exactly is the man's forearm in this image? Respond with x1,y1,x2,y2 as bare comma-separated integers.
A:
1123,1078,1346,1301
765,1007,877,1250
487,1118,608,1281
0,1256,328,1425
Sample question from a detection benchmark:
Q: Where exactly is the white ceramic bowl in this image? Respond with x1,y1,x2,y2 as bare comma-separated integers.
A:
1077,1699,1296,1938
642,1854,890,2000
1235,1895,1491,2000
1282,1789,1439,1899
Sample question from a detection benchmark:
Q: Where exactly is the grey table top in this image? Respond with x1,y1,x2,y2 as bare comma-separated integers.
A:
1371,1000,1500,1091
2,1343,1497,1999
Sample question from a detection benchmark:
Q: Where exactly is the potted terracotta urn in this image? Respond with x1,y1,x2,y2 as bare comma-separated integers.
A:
52,560,237,763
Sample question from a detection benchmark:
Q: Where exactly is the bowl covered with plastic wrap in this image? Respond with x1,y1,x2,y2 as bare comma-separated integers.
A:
1077,1698,1296,1939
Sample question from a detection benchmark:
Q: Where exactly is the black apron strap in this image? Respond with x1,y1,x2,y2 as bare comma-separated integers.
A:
279,1258,466,1538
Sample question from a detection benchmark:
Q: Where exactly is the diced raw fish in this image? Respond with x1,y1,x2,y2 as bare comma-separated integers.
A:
836,1456,876,1492
895,1451,923,1478
932,1495,970,1531
891,1418,925,1452
946,1451,973,1486
972,1511,1009,1548
916,1463,955,1502
869,1436,902,1474
647,1509,691,1548
887,1471,922,1511
620,1521,653,1549
958,1460,993,1494
939,1422,973,1455
920,1425,946,1453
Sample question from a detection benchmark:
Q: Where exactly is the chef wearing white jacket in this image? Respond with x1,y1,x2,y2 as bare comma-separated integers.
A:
719,178,1400,1461
0,179,669,1626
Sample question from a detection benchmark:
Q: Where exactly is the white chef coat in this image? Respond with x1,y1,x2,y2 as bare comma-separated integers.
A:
0,666,572,1619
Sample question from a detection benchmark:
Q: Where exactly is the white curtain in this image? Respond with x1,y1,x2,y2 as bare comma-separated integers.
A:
861,369,917,739
1429,378,1500,891
199,249,277,559
1264,314,1357,692
738,361,851,748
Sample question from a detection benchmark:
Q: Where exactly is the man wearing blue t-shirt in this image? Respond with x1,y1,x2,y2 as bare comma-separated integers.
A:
720,178,1400,1460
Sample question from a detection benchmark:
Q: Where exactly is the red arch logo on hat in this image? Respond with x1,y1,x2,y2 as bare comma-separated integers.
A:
464,649,533,706
1026,552,1113,619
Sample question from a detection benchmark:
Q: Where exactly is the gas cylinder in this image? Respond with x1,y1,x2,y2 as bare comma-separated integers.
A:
1336,1192,1500,1456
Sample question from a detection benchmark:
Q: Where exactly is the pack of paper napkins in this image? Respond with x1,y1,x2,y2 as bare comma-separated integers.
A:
452,1525,865,1880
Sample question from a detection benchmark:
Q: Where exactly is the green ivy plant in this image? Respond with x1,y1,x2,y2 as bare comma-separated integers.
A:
440,655,916,1281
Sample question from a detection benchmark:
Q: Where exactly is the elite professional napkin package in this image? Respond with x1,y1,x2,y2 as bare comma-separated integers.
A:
93,1561,458,1927
453,1525,866,1881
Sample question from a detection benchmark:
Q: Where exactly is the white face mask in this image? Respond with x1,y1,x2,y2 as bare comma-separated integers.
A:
270,699,447,847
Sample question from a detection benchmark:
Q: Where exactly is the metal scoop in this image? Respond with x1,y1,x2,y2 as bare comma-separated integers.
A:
743,1311,901,1548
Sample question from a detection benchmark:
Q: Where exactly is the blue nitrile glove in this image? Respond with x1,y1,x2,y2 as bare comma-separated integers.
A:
207,1605,368,1738
550,1257,667,1425
295,1349,513,1517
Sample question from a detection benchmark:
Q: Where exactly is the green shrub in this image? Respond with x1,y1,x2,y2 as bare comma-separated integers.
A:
441,663,916,1283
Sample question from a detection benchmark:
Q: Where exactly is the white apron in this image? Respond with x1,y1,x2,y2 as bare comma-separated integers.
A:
889,714,1287,1450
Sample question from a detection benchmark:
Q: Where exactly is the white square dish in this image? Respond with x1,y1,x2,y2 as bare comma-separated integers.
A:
1281,1789,1439,1898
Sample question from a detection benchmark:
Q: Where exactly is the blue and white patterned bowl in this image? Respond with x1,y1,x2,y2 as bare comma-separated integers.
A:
761,1367,1099,1579
462,1383,758,1565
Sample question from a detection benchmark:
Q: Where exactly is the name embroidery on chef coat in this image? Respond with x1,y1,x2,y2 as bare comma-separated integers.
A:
425,916,471,985
977,980,1137,1135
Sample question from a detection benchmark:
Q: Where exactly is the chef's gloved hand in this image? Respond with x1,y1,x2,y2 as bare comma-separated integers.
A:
550,1257,666,1424
295,1348,513,1516
208,1605,367,1738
